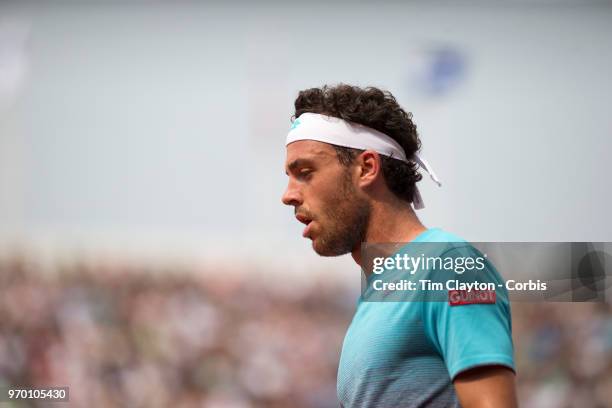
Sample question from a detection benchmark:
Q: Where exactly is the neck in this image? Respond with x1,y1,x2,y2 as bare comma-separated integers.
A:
351,199,426,266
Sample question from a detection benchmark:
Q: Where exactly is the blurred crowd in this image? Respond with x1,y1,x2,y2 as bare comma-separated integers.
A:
0,255,611,408
513,302,612,408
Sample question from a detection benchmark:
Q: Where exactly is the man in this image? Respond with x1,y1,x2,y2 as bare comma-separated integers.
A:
281,84,517,407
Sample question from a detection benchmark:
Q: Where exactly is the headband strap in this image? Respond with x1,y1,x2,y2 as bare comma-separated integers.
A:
286,112,441,209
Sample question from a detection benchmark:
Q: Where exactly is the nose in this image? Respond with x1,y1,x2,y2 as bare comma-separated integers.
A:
282,179,302,207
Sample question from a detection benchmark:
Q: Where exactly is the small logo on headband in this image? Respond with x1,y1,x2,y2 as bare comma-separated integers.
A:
290,118,301,131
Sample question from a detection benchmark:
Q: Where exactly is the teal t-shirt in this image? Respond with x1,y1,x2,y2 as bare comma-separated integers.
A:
337,228,515,408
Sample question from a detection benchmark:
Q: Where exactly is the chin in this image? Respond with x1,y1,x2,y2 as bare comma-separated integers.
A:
312,238,350,257
311,239,330,257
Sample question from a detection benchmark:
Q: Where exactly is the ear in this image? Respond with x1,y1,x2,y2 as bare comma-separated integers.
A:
355,150,383,188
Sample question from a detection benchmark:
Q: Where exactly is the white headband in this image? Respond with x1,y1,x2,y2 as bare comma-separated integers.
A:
286,112,441,209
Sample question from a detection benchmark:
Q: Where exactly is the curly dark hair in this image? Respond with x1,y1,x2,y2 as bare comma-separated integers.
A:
293,84,422,203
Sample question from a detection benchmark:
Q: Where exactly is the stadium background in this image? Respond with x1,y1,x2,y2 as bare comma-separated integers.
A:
0,1,611,407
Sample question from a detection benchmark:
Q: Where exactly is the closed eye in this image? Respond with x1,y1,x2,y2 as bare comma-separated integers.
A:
298,168,313,180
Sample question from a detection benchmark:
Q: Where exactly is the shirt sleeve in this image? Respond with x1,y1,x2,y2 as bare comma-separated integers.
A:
420,245,515,380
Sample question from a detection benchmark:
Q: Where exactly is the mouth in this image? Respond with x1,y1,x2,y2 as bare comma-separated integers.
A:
295,213,314,238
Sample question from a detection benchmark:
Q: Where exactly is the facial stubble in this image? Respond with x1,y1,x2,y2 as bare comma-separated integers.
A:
313,171,371,257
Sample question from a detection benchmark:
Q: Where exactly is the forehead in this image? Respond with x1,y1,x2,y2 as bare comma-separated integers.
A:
284,140,337,165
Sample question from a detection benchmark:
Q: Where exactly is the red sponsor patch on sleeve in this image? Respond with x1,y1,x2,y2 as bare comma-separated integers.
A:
448,289,496,306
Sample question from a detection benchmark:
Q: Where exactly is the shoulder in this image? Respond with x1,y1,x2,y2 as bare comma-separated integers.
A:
415,228,467,243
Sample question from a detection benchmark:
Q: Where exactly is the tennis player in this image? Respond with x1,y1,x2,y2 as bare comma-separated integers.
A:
282,84,517,407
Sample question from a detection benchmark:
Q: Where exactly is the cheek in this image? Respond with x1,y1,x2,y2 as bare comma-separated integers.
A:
308,170,352,214
316,190,349,222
